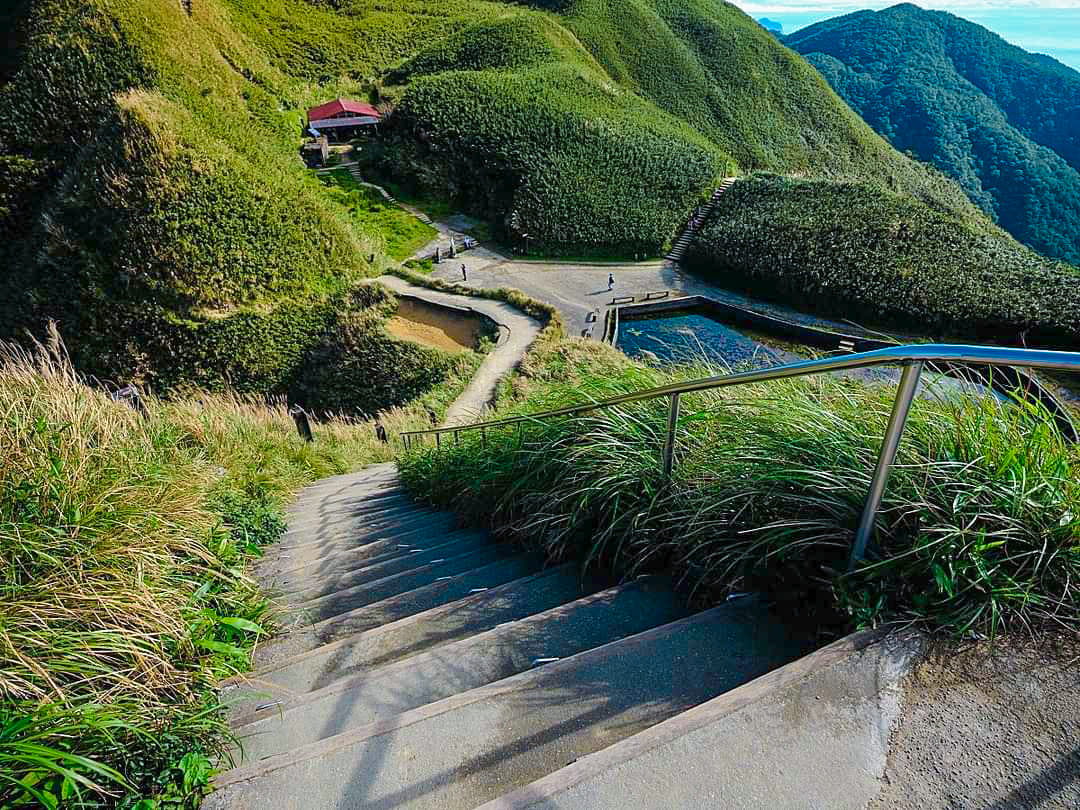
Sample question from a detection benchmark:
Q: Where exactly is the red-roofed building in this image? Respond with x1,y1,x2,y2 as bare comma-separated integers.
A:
307,98,381,140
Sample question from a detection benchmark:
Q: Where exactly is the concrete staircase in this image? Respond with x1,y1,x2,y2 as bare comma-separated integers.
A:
665,177,737,263
207,462,812,809
344,166,435,225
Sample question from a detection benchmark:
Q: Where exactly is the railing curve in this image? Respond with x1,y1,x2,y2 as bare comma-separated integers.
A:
401,343,1080,569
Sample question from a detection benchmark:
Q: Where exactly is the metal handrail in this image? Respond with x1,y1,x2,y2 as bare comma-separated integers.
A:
401,343,1080,568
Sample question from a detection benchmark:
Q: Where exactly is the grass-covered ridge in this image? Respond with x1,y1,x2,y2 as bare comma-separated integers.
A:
399,336,1080,638
683,175,1080,347
0,330,464,808
378,0,985,256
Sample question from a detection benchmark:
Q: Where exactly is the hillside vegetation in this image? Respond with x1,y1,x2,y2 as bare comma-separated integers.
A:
684,175,1080,347
401,334,1080,638
380,0,984,256
788,3,1080,265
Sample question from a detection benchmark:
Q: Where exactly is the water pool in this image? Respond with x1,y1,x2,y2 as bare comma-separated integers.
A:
617,311,787,368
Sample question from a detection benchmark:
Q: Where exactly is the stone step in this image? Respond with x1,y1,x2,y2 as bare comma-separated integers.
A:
271,532,495,600
286,487,414,521
280,498,440,540
473,631,918,810
250,563,589,689
207,598,811,810
287,544,522,623
251,553,547,670
264,511,459,564
229,579,689,760
264,529,490,595
255,523,478,582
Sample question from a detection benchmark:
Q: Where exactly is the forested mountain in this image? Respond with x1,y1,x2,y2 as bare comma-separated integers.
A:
787,3,1080,265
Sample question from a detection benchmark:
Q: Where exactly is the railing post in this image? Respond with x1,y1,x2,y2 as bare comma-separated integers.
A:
661,392,681,480
436,431,441,449
850,361,923,570
289,406,313,442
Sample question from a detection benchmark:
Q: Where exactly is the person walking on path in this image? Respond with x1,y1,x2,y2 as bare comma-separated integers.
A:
607,272,614,291
375,421,388,444
461,263,467,282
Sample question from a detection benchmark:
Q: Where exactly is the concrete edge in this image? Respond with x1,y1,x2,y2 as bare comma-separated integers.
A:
472,627,919,810
212,605,744,788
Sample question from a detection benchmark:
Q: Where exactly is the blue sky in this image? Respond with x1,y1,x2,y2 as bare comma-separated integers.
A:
728,1,1080,70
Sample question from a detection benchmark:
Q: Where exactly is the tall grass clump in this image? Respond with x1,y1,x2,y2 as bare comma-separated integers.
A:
0,329,423,808
399,338,1080,638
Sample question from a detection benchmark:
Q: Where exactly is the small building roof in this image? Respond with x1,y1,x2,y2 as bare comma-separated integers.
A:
307,98,380,121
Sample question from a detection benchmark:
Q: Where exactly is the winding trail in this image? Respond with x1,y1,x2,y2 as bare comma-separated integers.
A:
377,275,543,426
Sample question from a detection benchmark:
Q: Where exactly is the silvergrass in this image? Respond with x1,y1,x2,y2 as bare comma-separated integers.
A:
400,337,1080,638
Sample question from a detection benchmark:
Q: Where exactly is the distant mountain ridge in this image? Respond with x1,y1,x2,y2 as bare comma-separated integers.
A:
787,2,1080,265
758,17,782,33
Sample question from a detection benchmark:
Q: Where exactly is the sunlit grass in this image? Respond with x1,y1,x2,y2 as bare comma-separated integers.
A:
0,328,440,807
400,337,1080,638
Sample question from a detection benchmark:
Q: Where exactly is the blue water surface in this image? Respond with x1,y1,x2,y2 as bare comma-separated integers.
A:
617,312,784,368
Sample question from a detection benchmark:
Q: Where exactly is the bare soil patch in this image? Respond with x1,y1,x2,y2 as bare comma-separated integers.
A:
386,297,489,353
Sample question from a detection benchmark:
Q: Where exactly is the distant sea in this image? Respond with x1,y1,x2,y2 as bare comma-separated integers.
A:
753,7,1080,72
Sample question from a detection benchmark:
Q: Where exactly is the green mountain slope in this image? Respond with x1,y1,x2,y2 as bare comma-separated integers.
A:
379,0,981,256
0,0,1026,393
787,2,1080,265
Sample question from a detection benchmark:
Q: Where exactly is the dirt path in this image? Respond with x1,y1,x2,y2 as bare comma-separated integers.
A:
378,275,543,426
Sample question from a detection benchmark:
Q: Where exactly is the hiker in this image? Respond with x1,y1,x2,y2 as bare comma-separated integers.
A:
461,263,467,281
607,272,614,291
375,421,388,444
426,406,438,427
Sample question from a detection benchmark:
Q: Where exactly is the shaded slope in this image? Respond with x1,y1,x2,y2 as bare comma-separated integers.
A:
788,3,1080,264
683,175,1080,347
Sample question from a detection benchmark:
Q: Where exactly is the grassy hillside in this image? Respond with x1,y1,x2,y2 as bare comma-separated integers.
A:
683,175,1080,347
0,0,482,406
379,0,984,256
0,0,1030,394
788,3,1080,264
0,331,466,808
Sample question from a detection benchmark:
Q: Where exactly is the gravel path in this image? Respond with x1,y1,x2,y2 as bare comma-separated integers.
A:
378,275,542,426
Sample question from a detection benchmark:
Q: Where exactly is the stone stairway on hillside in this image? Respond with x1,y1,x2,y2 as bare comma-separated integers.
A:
345,166,435,225
207,462,813,809
665,177,737,263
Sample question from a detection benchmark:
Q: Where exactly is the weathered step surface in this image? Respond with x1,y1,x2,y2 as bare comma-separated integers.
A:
210,598,810,810
253,554,547,669
474,631,923,810
246,564,599,698
288,543,519,623
270,530,493,600
231,578,689,760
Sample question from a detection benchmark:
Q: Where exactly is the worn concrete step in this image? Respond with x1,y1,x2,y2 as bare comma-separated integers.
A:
248,564,590,692
255,521,474,581
230,579,689,761
207,598,810,810
264,511,458,564
270,531,494,600
252,554,547,670
280,498,440,541
286,487,413,521
473,631,916,810
288,544,522,623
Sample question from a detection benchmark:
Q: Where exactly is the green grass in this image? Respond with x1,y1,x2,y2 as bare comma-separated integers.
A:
683,175,1080,348
399,335,1080,638
318,170,436,261
0,328,471,809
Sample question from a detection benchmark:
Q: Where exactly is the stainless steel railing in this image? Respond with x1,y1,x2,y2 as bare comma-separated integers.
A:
401,343,1080,569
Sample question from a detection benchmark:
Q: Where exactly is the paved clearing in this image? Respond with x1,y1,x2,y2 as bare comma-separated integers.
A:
378,275,542,426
